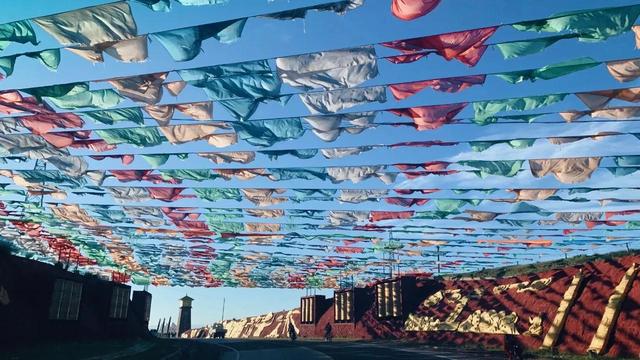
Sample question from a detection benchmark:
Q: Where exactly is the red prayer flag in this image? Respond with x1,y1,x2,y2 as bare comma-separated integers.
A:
389,75,486,99
90,154,134,165
172,220,209,230
41,132,74,148
148,187,195,202
19,113,84,134
402,170,458,179
70,139,117,152
390,140,458,148
0,91,50,114
110,170,179,184
394,188,439,195
369,210,415,222
385,53,429,64
381,27,498,66
605,209,640,220
385,197,430,207
335,246,365,254
395,161,450,171
585,220,626,229
388,103,467,130
391,0,441,21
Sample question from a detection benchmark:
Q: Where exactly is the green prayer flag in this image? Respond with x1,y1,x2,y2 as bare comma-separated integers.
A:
614,156,640,166
259,149,318,160
195,188,242,202
206,220,244,233
30,49,60,72
626,221,640,229
96,127,165,147
470,139,536,152
23,82,89,101
232,118,304,147
0,20,37,51
268,168,328,181
47,89,123,109
152,18,246,61
20,170,86,187
414,211,453,219
459,160,524,177
496,34,577,59
513,4,640,41
568,187,614,195
435,199,472,213
511,202,549,215
496,57,600,84
135,0,171,11
608,167,640,177
0,49,60,77
452,189,497,194
84,108,144,125
141,154,170,167
91,209,130,223
160,169,214,181
496,219,537,227
204,213,243,222
131,275,151,285
207,208,243,215
471,114,543,126
177,0,231,5
179,59,281,120
474,94,567,121
291,189,337,198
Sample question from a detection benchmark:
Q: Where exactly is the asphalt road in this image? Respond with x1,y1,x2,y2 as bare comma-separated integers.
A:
198,339,510,360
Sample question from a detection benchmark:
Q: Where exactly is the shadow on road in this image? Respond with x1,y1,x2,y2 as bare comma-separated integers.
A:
190,339,509,360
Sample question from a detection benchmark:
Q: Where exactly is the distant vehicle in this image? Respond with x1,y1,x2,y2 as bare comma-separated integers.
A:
212,297,228,339
212,323,227,339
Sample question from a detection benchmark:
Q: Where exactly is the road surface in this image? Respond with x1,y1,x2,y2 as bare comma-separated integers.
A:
198,339,509,360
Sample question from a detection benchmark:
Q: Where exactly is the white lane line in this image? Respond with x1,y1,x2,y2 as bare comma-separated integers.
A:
363,343,466,360
212,342,241,360
206,341,334,360
298,346,333,360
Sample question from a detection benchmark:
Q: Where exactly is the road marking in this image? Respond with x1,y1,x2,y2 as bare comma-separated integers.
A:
362,343,492,360
208,341,332,360
211,342,241,360
83,342,155,360
299,346,333,360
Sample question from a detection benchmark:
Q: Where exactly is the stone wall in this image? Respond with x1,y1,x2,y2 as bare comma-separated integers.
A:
183,308,300,339
0,252,150,345
186,254,640,358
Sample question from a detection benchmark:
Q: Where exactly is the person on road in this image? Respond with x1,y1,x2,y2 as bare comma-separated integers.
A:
504,334,523,360
288,322,297,341
323,323,333,342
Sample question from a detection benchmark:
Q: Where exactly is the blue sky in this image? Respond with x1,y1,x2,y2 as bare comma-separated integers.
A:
2,0,640,328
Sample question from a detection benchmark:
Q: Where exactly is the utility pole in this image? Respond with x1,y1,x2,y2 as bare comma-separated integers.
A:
389,232,395,279
437,246,441,275
23,160,46,205
40,162,46,208
221,298,226,322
